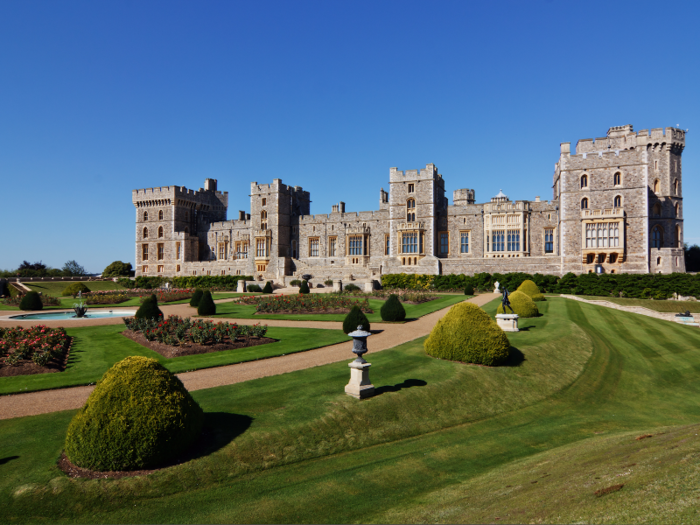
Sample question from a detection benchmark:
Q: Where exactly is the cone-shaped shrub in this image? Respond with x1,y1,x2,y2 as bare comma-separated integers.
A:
299,280,310,294
380,294,406,322
19,291,43,311
516,279,546,301
64,356,204,471
343,305,370,334
497,290,539,318
424,302,510,366
464,284,474,295
189,288,203,307
262,281,273,294
61,282,91,297
197,290,216,316
135,295,163,319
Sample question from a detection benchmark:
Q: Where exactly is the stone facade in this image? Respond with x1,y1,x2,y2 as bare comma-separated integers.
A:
133,125,687,286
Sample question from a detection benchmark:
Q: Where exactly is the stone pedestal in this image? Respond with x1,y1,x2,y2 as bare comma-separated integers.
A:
333,280,342,292
496,313,519,332
363,281,375,293
237,280,246,293
345,361,375,399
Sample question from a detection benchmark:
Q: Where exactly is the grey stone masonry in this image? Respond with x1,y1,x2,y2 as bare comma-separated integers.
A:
132,124,687,283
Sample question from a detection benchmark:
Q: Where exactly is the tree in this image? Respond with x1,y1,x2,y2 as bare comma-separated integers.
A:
102,261,133,278
685,243,700,273
63,260,87,276
18,261,47,271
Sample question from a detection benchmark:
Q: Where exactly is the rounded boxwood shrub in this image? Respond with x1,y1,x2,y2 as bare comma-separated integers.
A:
344,283,361,292
343,305,371,334
197,290,216,316
262,281,273,294
246,284,261,292
380,294,406,322
497,290,539,318
516,279,546,301
299,280,310,294
135,294,163,319
464,284,474,295
289,279,301,287
19,291,43,311
61,282,91,297
189,288,203,307
324,279,334,286
424,302,510,366
64,356,204,471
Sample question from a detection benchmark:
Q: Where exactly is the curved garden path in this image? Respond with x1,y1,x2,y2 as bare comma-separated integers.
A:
0,293,498,420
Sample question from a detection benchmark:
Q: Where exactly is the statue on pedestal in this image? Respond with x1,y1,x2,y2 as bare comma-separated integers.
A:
501,288,515,314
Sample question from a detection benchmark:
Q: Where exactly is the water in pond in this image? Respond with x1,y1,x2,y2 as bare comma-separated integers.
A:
9,310,137,321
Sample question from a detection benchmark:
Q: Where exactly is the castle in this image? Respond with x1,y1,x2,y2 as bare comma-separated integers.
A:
132,125,686,285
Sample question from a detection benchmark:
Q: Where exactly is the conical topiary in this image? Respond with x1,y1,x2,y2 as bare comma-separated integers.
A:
424,302,510,366
299,280,310,294
197,290,216,316
464,284,474,295
343,305,370,334
262,281,273,294
64,356,204,471
380,294,406,322
189,288,203,307
135,295,163,319
19,291,43,311
516,279,546,301
497,290,539,318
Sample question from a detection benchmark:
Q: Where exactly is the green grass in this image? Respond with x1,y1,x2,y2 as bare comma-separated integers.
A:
570,294,700,313
210,294,468,322
25,281,127,297
2,297,700,523
0,325,348,394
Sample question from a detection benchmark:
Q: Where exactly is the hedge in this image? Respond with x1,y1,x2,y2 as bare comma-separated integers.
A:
118,275,253,290
497,290,539,318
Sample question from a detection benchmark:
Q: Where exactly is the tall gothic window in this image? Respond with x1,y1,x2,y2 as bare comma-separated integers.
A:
545,229,554,253
401,232,418,254
674,179,679,195
143,227,148,239
653,179,660,193
580,174,588,188
675,203,680,218
460,232,469,253
158,226,164,238
348,235,364,256
614,172,621,186
614,195,622,208
158,210,164,220
406,199,416,222
492,230,505,252
143,211,148,221
581,198,588,210
651,226,663,248
261,210,268,230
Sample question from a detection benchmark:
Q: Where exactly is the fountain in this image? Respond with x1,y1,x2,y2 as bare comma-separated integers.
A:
73,291,89,318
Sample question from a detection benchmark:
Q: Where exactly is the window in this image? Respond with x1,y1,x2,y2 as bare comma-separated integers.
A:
309,238,320,257
348,235,363,256
256,238,267,257
401,232,419,254
176,242,181,259
677,225,682,246
291,240,297,258
545,229,554,253
408,183,415,193
406,199,416,222
158,210,164,220
262,198,266,206
651,227,663,248
653,179,660,193
218,242,227,260
184,226,189,234
261,210,268,230
581,198,588,210
142,265,149,273
157,265,164,273
675,203,680,218
460,231,469,254
581,174,588,188
655,160,658,170
158,226,164,238
157,243,164,260
614,172,621,186
586,254,594,264
440,232,449,255
143,211,148,221
329,236,337,257
674,179,679,195
142,244,149,260
492,230,505,252
507,230,520,251
384,234,390,256
609,253,617,264
653,202,661,217
143,227,148,239
176,264,181,272
614,195,622,208
585,223,619,248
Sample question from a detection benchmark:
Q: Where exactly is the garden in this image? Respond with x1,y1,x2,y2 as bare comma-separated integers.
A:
237,294,373,315
0,325,70,376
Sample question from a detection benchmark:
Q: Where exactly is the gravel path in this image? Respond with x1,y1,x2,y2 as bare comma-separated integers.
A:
0,293,498,420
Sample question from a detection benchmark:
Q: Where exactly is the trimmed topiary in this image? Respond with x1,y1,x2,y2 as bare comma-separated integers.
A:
380,294,406,322
197,290,216,316
19,291,43,311
61,282,91,297
289,279,301,287
424,302,510,366
299,280,310,294
135,295,163,319
344,283,361,292
343,305,370,334
189,288,203,307
464,284,474,295
262,281,273,294
516,279,546,301
246,284,261,293
64,356,204,471
497,290,539,318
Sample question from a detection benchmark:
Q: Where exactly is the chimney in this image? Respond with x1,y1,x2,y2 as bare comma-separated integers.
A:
339,201,345,213
204,178,217,192
535,196,540,202
246,213,250,221
332,204,339,213
238,210,245,220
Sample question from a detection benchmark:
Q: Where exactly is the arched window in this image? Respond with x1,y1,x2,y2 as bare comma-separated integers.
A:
676,225,682,246
653,179,660,193
158,210,164,220
261,210,268,229
581,198,588,210
614,172,621,186
406,199,416,222
580,175,588,188
143,211,148,221
674,179,679,195
651,226,663,248
653,202,661,217
143,227,148,239
158,226,164,238
614,195,622,208
675,203,680,218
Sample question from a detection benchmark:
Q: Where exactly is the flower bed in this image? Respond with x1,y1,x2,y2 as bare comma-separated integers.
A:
1,294,61,307
85,293,132,305
0,325,71,375
332,289,437,304
137,290,195,304
122,315,273,358
236,294,373,314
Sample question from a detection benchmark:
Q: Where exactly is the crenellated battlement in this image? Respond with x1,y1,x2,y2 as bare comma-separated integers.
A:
572,125,686,155
389,163,442,182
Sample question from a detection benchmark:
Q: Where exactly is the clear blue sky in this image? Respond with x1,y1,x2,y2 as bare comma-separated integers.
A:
1,0,699,273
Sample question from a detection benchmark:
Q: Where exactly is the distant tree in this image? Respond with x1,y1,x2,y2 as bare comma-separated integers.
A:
102,261,133,278
18,261,47,271
685,243,700,272
63,260,87,276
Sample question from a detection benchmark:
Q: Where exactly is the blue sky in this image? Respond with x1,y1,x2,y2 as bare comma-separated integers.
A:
1,0,699,272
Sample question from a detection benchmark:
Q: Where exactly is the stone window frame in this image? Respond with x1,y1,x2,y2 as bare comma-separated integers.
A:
142,265,149,273
653,202,662,217
400,231,423,255
262,198,267,206
651,225,663,248
158,210,164,220
439,231,449,256
218,242,228,260
176,264,181,272
328,236,337,257
143,211,149,221
580,174,589,189
613,171,622,187
261,210,268,230
581,197,589,210
408,183,415,193
673,178,679,195
157,265,164,273
158,226,164,238
157,243,165,261
406,198,416,222
347,234,364,256
614,195,622,208
459,230,470,254
143,227,149,239
676,225,682,247
653,179,660,194
544,228,555,254
291,240,297,258
384,234,390,256
256,238,267,258
176,242,181,260
675,202,680,218
235,241,249,259
142,244,149,261
309,237,320,257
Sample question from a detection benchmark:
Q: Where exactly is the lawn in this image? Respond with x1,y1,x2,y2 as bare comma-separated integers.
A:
210,293,469,322
2,297,700,522
568,294,700,313
0,324,348,394
25,281,127,296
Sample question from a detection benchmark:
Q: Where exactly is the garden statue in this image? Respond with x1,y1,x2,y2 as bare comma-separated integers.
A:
495,287,519,332
494,280,500,292
501,288,515,314
345,325,375,399
73,291,89,318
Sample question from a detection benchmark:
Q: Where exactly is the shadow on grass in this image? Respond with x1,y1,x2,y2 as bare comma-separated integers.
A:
0,455,19,465
184,412,253,462
503,346,525,367
375,378,427,395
